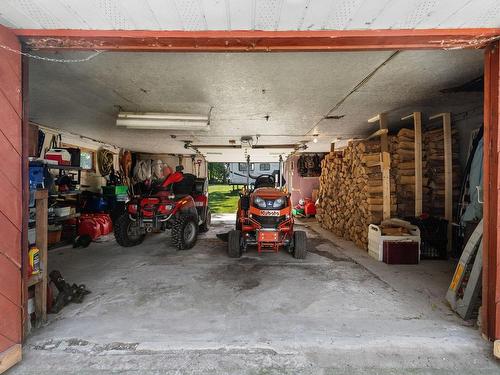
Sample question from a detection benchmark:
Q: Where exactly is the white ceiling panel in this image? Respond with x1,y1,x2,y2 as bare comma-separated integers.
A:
0,1,46,29
118,0,161,30
93,0,136,29
277,0,308,30
440,0,500,29
51,0,113,29
228,0,253,30
323,0,365,30
346,0,392,29
174,0,207,30
254,0,283,30
27,0,87,29
372,0,441,30
413,0,471,29
2,0,498,30
200,0,229,30
146,0,183,30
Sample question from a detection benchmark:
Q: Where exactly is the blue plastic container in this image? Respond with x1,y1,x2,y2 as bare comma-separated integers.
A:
29,166,45,188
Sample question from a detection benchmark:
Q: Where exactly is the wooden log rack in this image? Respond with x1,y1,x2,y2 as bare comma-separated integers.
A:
429,113,453,253
368,113,391,220
401,112,423,216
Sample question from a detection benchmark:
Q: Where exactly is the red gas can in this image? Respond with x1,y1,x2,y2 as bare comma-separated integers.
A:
304,199,317,217
95,214,112,235
79,217,102,240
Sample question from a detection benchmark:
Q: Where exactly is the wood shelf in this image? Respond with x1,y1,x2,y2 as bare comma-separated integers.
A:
27,273,42,287
50,190,81,197
48,213,80,224
26,189,48,329
46,164,82,171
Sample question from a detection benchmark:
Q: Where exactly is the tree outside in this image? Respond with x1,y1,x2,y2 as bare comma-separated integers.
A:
208,162,228,184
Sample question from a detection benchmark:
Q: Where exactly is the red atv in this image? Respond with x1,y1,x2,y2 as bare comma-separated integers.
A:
114,170,211,250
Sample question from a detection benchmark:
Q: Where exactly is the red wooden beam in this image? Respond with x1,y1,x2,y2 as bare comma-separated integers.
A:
483,41,500,344
12,28,500,52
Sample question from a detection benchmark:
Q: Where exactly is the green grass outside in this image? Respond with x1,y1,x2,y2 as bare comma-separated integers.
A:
208,184,240,214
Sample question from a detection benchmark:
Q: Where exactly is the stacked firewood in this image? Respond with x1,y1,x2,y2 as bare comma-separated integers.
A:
391,128,428,217
423,126,461,217
316,139,396,248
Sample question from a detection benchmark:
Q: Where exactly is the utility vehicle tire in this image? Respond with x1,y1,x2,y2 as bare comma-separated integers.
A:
292,230,307,259
235,212,242,231
114,213,145,247
199,207,211,233
171,215,198,250
228,230,242,258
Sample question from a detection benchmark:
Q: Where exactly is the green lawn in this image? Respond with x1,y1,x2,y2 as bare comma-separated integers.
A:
209,184,240,214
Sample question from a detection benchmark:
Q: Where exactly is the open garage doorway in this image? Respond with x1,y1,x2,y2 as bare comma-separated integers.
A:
0,24,499,372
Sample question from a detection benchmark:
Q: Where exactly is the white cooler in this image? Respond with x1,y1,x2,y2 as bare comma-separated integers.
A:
368,219,421,262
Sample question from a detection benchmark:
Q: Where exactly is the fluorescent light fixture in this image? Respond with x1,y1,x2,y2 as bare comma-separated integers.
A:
116,112,210,130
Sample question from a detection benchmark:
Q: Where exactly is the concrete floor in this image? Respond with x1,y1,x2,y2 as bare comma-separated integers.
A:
9,215,500,374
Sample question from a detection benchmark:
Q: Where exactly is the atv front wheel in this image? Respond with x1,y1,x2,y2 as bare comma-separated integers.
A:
114,213,146,247
292,230,307,259
228,230,242,258
171,216,198,250
199,207,211,233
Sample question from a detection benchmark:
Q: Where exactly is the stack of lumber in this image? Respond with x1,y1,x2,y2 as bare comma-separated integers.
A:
423,126,461,217
316,139,396,249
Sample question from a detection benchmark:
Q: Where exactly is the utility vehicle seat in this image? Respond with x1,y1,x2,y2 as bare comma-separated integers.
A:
172,173,196,196
254,174,275,189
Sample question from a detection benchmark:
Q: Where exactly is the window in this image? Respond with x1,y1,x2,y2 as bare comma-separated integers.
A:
238,163,255,172
259,163,270,171
80,151,94,170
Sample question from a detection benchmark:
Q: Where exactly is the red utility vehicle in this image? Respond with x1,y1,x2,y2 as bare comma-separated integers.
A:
227,160,307,259
114,168,210,250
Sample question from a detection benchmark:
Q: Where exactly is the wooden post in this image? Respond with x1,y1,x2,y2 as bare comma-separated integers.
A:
483,41,500,350
429,113,453,254
34,189,48,323
0,344,22,374
368,113,391,220
401,112,423,216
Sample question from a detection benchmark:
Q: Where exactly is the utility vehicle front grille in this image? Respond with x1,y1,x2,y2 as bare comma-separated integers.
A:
254,215,286,228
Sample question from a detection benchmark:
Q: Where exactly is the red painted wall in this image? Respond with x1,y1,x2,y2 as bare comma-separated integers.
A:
0,25,22,354
483,42,500,341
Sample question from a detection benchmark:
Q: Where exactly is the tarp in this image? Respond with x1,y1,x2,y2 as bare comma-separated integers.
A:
461,138,483,223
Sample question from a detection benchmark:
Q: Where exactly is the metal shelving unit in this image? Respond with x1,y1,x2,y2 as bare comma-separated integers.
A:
46,164,83,249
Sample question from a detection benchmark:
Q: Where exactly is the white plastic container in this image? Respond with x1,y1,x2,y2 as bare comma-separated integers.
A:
368,218,421,262
54,206,71,217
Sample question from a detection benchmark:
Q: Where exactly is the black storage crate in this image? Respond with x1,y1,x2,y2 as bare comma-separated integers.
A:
407,216,448,260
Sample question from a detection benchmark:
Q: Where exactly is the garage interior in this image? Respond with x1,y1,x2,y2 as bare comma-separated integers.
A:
6,43,497,374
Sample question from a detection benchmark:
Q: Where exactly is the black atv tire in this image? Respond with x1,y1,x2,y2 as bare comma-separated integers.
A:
171,215,198,250
235,213,242,231
292,230,307,259
228,230,242,258
114,213,145,247
199,207,211,233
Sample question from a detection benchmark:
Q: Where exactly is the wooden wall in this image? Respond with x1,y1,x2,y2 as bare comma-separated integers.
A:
0,25,22,361
483,41,500,343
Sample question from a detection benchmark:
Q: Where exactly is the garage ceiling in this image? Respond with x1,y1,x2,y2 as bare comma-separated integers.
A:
29,49,483,161
1,0,499,30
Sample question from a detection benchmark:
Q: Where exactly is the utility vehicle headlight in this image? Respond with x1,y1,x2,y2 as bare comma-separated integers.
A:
254,196,267,209
273,197,286,209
